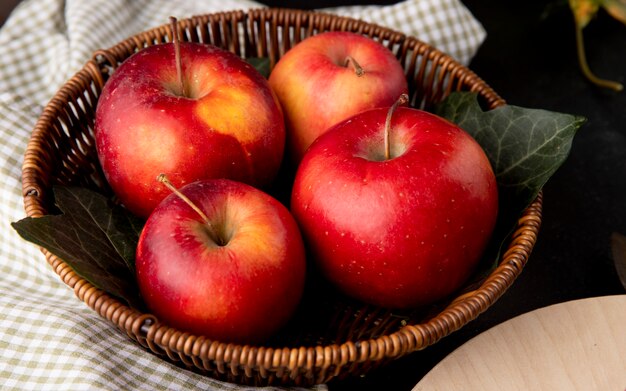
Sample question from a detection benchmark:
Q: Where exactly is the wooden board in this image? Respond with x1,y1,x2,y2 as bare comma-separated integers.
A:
414,295,626,391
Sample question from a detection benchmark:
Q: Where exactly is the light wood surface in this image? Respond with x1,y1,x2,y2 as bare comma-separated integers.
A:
414,295,626,391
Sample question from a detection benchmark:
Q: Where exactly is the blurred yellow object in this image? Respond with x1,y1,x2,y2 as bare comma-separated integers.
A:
569,0,625,91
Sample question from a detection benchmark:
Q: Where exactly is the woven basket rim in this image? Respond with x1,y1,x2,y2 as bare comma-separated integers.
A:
19,8,540,386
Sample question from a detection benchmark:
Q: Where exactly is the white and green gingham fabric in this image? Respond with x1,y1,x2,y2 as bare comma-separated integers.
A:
0,0,485,389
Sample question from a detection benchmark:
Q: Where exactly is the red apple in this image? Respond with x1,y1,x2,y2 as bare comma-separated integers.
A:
136,178,306,344
95,41,285,218
268,31,408,163
290,101,498,309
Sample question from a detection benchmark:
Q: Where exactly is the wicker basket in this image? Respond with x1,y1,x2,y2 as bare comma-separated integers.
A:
20,8,542,387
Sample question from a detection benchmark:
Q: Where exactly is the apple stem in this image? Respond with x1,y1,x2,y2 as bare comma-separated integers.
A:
157,174,211,225
344,56,364,77
169,16,188,97
384,93,409,160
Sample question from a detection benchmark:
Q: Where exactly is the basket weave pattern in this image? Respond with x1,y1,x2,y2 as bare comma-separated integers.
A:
20,8,542,386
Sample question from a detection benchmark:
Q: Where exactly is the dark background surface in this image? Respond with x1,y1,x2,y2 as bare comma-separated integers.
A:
2,1,625,390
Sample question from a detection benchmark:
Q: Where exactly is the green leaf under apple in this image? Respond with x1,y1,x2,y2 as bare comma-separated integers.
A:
11,186,144,308
436,92,585,215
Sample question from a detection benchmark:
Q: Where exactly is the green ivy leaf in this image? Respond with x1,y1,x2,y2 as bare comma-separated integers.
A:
11,186,144,307
246,57,271,79
436,92,585,216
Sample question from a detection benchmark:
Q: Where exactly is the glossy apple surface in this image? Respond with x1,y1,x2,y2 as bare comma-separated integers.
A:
291,107,498,309
136,179,306,344
268,31,408,163
95,42,285,218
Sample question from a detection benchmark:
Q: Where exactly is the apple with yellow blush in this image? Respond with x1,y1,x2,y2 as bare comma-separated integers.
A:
269,31,408,163
135,177,306,344
95,38,285,218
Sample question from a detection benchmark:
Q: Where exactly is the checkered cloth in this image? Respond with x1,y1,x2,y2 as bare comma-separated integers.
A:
0,0,485,389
